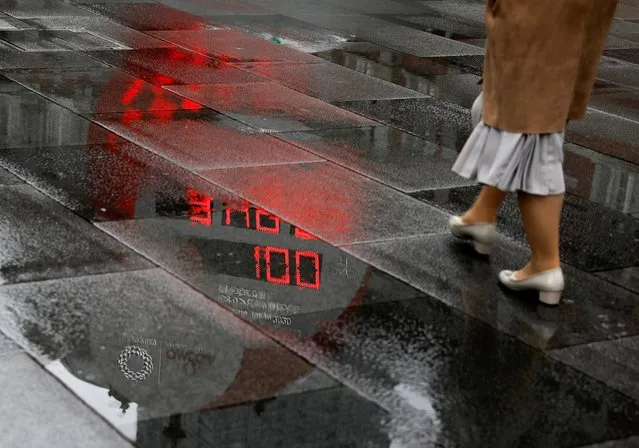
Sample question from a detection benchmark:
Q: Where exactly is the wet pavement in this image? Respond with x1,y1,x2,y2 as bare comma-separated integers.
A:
0,0,638,447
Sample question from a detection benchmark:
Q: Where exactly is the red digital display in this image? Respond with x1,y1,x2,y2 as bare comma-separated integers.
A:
187,190,322,290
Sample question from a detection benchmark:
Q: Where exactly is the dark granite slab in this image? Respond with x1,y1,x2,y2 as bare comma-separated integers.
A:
0,141,231,222
0,29,124,51
4,67,202,114
551,336,639,401
606,48,639,64
567,108,639,165
0,268,388,444
336,97,473,151
200,161,450,245
166,82,376,132
344,233,639,349
0,47,108,70
0,184,151,285
0,330,19,356
383,12,486,40
278,126,474,192
580,436,639,447
80,2,216,31
0,167,21,185
156,0,274,17
597,267,639,294
315,42,482,107
590,80,639,121
257,295,639,447
563,143,639,216
412,186,638,272
2,0,95,18
0,76,116,149
23,16,176,50
150,29,321,63
598,56,639,89
203,13,354,53
0,352,130,448
236,60,428,101
92,109,322,170
96,217,424,337
86,48,264,86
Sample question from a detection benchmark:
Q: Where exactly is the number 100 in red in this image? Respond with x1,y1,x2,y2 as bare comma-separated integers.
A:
254,246,321,290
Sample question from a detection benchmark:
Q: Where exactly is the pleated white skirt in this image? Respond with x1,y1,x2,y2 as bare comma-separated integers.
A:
452,93,566,195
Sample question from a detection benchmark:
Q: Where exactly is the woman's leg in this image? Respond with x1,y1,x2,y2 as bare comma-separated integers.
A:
461,185,507,224
514,192,564,279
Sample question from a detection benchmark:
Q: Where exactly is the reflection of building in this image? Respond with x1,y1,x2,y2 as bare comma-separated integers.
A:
0,80,92,148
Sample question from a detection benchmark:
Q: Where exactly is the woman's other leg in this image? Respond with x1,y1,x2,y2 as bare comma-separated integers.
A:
461,185,507,224
514,192,564,279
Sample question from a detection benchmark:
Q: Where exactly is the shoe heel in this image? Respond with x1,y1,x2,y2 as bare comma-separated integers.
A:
539,290,562,306
473,241,494,255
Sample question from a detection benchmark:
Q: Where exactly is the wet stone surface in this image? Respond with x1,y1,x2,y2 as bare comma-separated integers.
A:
278,126,474,192
86,48,265,86
0,268,391,445
150,29,322,63
336,97,473,151
4,67,202,114
413,186,639,272
259,296,639,447
0,185,151,285
344,234,639,350
166,82,376,132
200,161,451,245
92,109,323,170
0,76,116,149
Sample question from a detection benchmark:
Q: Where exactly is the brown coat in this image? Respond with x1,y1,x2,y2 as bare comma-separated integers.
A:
482,0,618,133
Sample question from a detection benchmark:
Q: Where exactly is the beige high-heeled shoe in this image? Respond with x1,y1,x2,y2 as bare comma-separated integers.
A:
499,268,565,305
449,216,498,255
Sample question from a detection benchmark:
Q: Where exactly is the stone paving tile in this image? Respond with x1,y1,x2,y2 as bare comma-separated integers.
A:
238,60,427,101
336,97,473,151
81,2,216,31
5,67,202,114
597,268,639,294
325,0,427,15
0,269,353,431
580,437,639,447
278,126,474,192
315,42,483,107
204,13,353,53
96,218,423,328
413,186,638,272
0,167,21,185
590,80,639,121
0,184,152,285
615,3,639,20
1,0,96,19
0,12,31,30
0,330,20,356
0,352,131,448
0,141,226,222
151,29,322,63
86,48,264,86
384,12,486,40
24,16,176,50
257,295,639,447
158,0,275,17
0,47,108,70
567,108,639,165
343,234,639,350
0,29,124,51
563,143,639,216
606,48,639,64
551,336,639,401
200,161,450,245
598,57,639,90
93,109,322,170
0,76,116,149
166,82,376,132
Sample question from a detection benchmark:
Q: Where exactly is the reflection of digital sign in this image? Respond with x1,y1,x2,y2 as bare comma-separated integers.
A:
187,189,322,290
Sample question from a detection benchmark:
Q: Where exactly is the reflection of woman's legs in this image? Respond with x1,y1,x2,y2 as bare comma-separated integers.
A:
462,186,507,224
515,192,564,279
